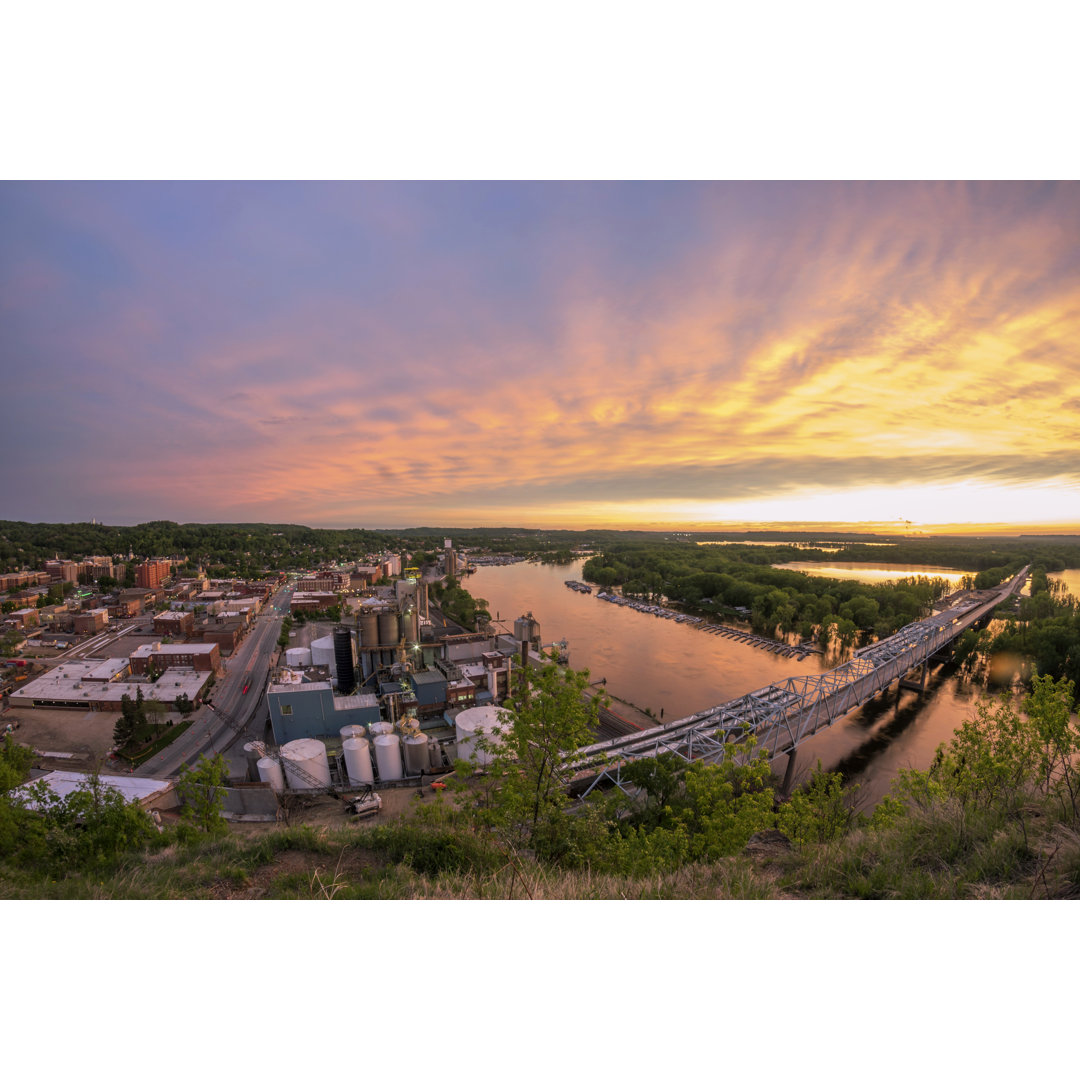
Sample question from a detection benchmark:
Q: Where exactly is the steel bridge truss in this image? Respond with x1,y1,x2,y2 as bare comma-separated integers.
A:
571,571,1026,799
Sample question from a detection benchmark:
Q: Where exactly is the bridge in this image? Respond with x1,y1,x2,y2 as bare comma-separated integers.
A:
570,567,1029,798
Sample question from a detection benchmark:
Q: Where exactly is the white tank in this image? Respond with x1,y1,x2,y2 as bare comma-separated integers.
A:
455,706,511,765
373,733,403,781
310,634,336,673
257,756,286,793
427,737,443,770
402,732,429,775
339,724,367,742
369,721,394,737
342,736,375,785
285,646,312,667
280,738,332,790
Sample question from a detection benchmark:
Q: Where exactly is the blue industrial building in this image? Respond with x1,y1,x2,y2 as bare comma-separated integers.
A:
268,680,382,742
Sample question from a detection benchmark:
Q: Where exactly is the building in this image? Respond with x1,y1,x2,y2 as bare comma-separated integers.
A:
152,610,194,637
290,591,339,613
196,618,245,655
72,608,109,634
45,560,80,583
135,559,171,589
267,678,382,742
8,657,210,712
129,641,221,674
4,608,39,629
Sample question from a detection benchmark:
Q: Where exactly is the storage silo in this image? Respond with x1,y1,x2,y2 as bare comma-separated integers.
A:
280,738,332,790
285,646,312,668
342,736,375,785
514,613,539,645
358,611,380,647
257,756,286,793
339,724,367,742
378,610,400,647
402,732,429,775
242,740,264,781
310,634,335,672
333,625,356,695
369,720,394,737
427,738,443,770
455,706,511,765
373,733,403,781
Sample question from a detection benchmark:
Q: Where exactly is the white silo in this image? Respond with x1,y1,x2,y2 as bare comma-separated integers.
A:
402,732,429,775
369,721,394,738
285,646,312,667
373,733,403,781
310,634,336,674
257,756,286,793
342,736,375,785
340,724,367,742
455,706,511,766
280,738,332,790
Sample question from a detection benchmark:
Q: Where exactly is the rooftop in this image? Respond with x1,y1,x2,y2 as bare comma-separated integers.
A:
17,771,173,810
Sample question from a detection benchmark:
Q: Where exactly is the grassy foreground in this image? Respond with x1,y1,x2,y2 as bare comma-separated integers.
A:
3,671,1078,900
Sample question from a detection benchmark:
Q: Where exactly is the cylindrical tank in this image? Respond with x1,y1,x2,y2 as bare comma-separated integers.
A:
514,613,538,644
378,610,400,646
374,733,403,781
427,737,443,770
369,721,394,737
342,736,375,785
333,625,356,696
359,612,379,647
257,756,286,793
242,740,263,781
310,634,335,673
401,607,418,644
285,646,312,667
402,732,429,775
455,706,511,766
280,738,332,790
339,724,367,742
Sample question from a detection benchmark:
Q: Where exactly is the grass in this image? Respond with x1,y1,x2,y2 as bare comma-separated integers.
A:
117,721,192,766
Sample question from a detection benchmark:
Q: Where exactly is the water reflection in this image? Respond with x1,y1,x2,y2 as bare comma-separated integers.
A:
772,561,967,587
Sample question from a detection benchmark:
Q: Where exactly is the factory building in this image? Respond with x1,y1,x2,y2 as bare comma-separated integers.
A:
267,677,381,743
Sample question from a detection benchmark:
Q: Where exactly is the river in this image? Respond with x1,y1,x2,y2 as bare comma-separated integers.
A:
467,557,996,805
771,561,968,587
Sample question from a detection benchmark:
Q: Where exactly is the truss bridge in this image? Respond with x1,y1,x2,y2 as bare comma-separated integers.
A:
570,567,1028,798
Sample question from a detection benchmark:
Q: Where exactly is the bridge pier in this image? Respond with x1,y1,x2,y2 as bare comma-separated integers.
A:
898,660,929,694
781,748,799,796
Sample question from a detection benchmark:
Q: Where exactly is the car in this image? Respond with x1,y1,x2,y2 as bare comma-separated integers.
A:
242,681,250,694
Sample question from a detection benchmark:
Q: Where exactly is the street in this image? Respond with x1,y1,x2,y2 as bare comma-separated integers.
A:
137,585,289,777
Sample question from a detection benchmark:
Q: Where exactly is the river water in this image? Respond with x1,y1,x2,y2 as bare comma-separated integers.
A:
468,558,995,805
771,561,968,587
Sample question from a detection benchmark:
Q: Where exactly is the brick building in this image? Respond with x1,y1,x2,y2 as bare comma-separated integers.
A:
73,608,109,634
129,642,221,674
152,610,194,637
135,560,171,589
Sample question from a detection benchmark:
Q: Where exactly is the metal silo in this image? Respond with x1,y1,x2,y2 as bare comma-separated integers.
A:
333,625,356,695
378,610,400,647
358,611,380,647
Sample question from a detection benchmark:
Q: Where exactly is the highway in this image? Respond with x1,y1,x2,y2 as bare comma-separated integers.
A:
138,584,290,777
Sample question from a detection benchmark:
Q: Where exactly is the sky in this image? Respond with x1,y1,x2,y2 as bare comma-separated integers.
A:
2,180,1079,533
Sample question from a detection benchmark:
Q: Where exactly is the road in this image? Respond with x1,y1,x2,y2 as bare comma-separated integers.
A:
138,585,290,777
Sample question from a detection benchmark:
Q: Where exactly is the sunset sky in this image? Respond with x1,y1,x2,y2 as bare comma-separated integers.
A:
3,181,1078,533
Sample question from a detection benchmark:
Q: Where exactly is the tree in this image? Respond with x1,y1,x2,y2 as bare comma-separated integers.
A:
176,753,229,834
461,663,604,861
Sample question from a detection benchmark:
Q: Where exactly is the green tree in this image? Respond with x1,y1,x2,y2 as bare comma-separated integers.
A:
462,663,604,862
176,753,229,834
